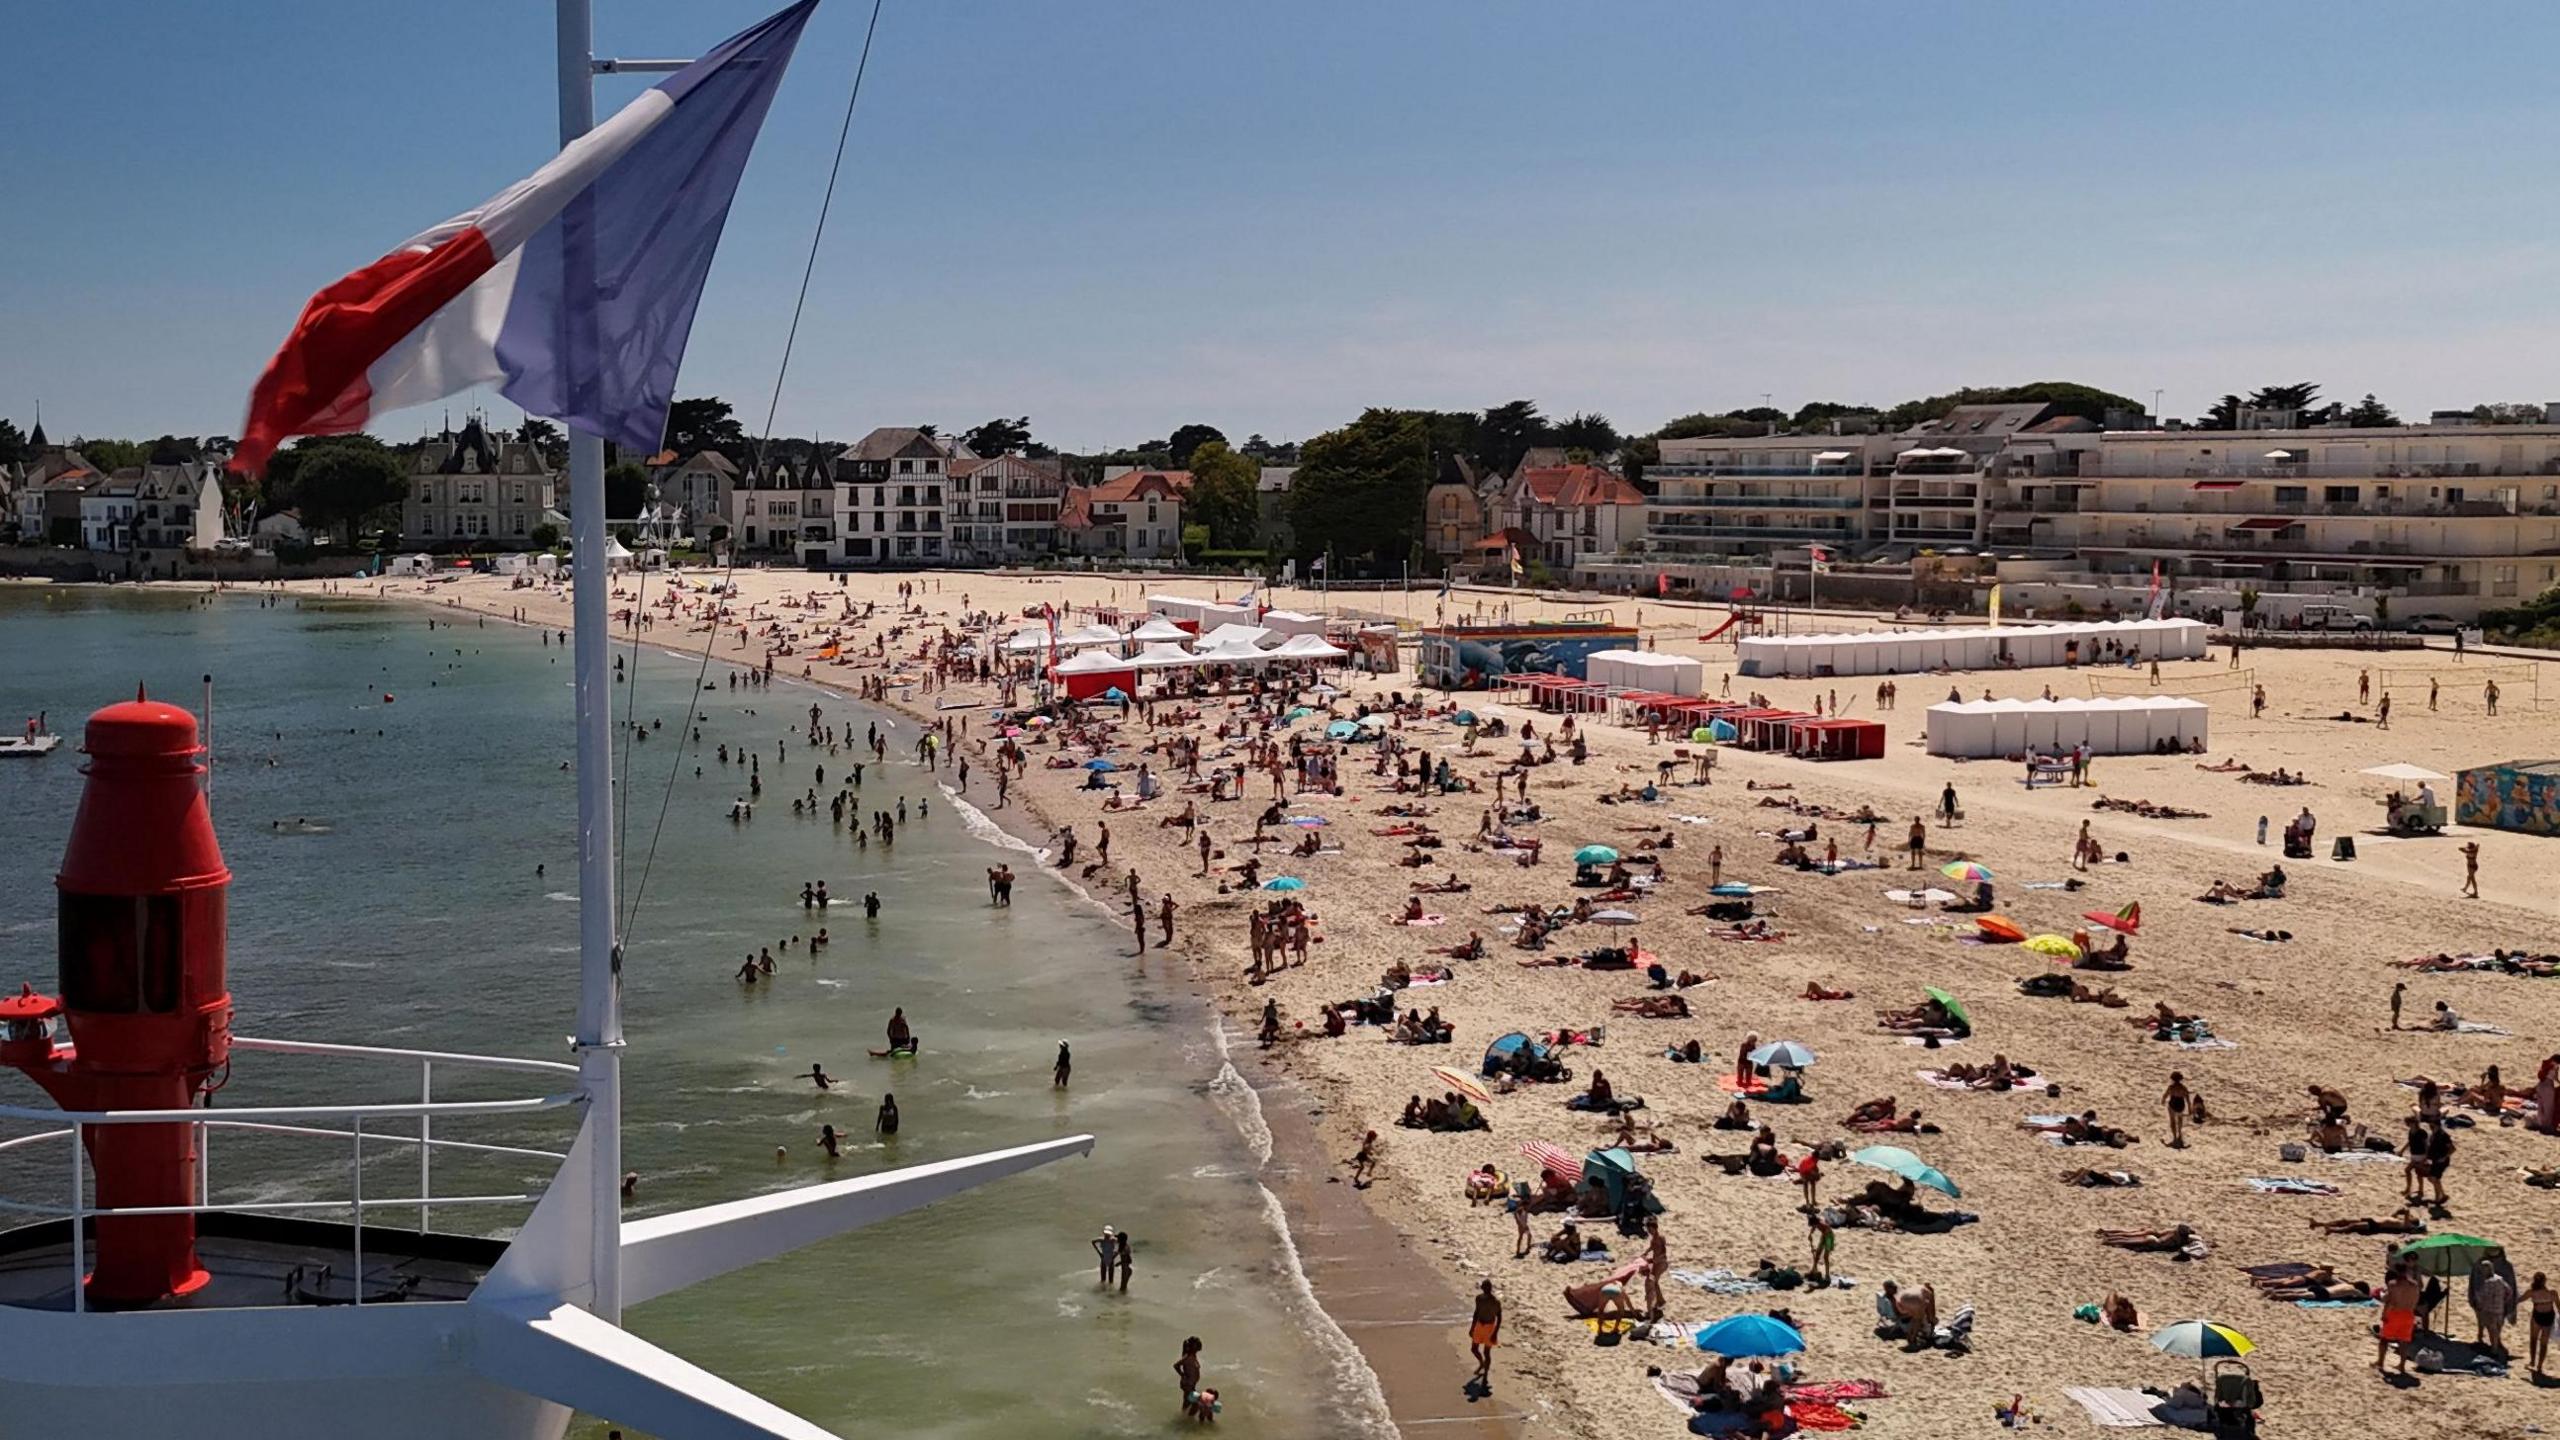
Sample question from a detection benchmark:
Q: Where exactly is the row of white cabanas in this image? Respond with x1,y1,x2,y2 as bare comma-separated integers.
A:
1051,631,1348,677
1923,695,2210,758
1737,618,2211,678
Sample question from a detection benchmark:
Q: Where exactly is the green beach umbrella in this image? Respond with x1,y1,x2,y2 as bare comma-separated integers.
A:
1849,1144,1959,1199
1574,845,1620,865
1922,986,1970,1029
2392,1233,2504,1277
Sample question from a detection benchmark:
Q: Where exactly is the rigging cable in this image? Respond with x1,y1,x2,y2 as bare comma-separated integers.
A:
622,0,888,941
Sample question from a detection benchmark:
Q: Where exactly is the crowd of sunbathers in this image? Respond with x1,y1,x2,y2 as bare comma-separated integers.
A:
2093,795,2209,819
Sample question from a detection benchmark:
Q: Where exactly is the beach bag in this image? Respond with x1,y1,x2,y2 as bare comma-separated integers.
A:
2278,1142,2307,1162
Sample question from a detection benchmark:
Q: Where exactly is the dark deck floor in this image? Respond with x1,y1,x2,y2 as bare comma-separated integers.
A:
0,1214,502,1311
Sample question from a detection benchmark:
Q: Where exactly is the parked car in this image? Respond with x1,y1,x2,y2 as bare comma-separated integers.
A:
2402,613,2464,635
2297,604,2374,632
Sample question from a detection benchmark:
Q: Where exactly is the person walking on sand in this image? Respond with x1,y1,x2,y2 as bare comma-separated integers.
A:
2429,676,2439,712
1938,783,1958,825
2486,678,2501,715
2359,669,2371,706
2390,981,2406,1031
1349,1130,1379,1188
2523,1271,2555,1378
2460,841,2480,899
2378,1264,2420,1374
1468,1280,1502,1393
1159,893,1178,946
1806,1208,1837,1283
1707,843,1723,889
2163,1071,2190,1148
1906,817,1927,870
2377,693,2391,730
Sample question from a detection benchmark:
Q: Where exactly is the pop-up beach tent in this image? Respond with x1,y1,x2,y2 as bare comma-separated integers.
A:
1260,609,1328,638
1053,648,1139,701
1924,696,2209,758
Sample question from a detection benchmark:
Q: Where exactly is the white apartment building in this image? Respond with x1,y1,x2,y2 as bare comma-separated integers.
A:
78,477,142,551
833,427,959,566
651,450,738,544
946,453,1067,565
2016,424,2560,616
404,421,559,546
1626,409,2560,618
727,455,837,565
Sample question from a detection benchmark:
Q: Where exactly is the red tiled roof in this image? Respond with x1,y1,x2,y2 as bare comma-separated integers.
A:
1090,469,1190,503
1516,464,1641,508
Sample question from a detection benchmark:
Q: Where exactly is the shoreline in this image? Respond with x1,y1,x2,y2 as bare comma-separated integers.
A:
242,576,1471,1438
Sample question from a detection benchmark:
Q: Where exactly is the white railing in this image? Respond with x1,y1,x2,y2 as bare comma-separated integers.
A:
0,1036,582,1314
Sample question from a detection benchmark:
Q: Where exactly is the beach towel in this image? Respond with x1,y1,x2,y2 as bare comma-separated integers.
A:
1898,1035,1965,1047
1920,1070,2051,1092
2299,1297,2381,1309
1396,915,1447,927
2175,1036,2239,1051
1666,1268,1769,1295
2062,1387,2167,1428
1716,1076,1771,1095
2452,1021,2510,1035
2245,1177,2340,1196
1788,1400,1858,1432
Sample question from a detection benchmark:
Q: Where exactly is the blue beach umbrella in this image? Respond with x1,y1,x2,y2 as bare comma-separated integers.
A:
1083,758,1117,771
1850,1144,1959,1199
1709,883,1754,898
1325,720,1360,740
1263,876,1306,892
1749,1040,1818,1070
1574,845,1620,865
1693,1313,1806,1358
1101,687,1129,701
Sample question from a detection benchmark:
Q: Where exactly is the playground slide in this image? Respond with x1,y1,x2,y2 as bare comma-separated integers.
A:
1696,612,1744,643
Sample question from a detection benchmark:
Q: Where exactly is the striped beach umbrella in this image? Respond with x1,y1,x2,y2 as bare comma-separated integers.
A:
2148,1320,2255,1360
1432,1066,1491,1105
1518,1140,1583,1185
1940,860,1994,883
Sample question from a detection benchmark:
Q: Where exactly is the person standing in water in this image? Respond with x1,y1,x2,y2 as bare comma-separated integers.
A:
1054,1041,1072,1089
1113,1229,1133,1293
874,1093,899,1138
808,1063,836,1090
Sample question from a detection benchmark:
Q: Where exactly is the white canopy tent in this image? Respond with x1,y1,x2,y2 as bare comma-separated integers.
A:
1131,641,1202,669
1196,622,1275,650
1127,617,1192,642
1260,609,1329,637
1924,696,2210,758
1740,618,2209,677
1270,633,1349,660
1585,649,1706,697
1053,649,1137,676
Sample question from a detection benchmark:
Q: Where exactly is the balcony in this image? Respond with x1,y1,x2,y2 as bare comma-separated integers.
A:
1648,521,1857,544
1646,493,1864,510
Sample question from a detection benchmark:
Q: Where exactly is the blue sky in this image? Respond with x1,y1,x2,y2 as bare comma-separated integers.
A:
9,0,2559,451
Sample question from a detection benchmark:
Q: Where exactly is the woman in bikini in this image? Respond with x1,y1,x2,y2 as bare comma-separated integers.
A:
2524,1271,2556,1378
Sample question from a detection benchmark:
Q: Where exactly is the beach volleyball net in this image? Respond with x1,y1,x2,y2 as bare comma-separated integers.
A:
2082,667,2258,702
2368,661,2542,708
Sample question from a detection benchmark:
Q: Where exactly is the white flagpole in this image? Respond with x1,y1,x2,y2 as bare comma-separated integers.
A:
558,0,624,1325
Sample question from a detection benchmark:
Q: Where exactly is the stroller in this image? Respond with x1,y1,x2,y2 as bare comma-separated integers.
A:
2207,1360,2260,1439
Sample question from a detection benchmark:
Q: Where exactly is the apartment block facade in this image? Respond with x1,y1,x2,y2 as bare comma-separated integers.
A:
946,453,1067,564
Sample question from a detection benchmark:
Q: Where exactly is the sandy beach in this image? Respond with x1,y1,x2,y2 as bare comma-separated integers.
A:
265,565,2560,1438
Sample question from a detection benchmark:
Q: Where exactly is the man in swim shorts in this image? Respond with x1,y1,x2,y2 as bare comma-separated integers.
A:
2378,1263,2421,1373
1469,1279,1502,1390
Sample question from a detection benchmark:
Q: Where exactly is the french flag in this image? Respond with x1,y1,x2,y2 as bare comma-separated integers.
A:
231,1,816,476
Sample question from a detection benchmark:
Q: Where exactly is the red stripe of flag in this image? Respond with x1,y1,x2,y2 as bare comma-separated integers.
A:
232,227,500,476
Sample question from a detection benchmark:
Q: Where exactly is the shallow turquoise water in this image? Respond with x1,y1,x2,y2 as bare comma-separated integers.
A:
0,586,1363,1438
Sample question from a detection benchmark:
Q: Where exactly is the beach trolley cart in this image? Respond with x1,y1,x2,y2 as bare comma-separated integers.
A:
2381,794,2447,836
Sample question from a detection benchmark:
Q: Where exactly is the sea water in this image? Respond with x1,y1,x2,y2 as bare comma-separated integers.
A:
0,587,1371,1438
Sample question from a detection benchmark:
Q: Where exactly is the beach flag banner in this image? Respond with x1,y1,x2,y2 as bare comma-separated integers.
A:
1656,572,1671,598
1508,544,1525,580
2146,561,2167,620
1988,584,2003,627
228,1,817,474
1807,544,1832,575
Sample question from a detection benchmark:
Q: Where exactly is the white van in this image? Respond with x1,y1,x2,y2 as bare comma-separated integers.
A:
2297,603,2373,632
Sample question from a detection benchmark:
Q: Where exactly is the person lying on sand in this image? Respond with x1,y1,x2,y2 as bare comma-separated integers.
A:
2076,933,2134,970
2098,1224,2200,1252
1410,874,1471,894
1852,1107,1935,1135
1612,994,1691,1019
1936,1056,2033,1090
1609,1114,1676,1153
2251,1265,2371,1302
1440,931,1486,961
1843,1097,1898,1127
1801,981,1854,1001
1876,995,1969,1037
2059,1167,2142,1187
2312,1208,2426,1236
